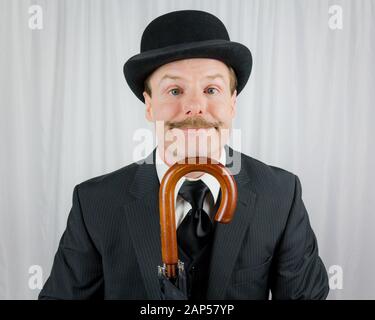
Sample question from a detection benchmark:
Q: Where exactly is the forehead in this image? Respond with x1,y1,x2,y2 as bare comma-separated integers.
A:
149,58,230,85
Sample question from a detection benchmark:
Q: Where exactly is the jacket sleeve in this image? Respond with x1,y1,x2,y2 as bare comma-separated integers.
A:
270,175,330,299
38,185,104,299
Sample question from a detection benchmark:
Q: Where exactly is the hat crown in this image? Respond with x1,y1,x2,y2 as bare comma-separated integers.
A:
140,10,230,52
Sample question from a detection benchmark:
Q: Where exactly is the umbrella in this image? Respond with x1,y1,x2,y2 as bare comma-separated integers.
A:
158,156,238,300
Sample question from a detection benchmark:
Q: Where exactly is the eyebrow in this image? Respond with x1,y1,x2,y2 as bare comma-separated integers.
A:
158,73,226,86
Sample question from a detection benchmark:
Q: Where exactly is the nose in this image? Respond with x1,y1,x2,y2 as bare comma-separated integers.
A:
182,90,207,116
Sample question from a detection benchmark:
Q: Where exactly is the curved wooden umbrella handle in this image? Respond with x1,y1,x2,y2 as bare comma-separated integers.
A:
159,157,238,279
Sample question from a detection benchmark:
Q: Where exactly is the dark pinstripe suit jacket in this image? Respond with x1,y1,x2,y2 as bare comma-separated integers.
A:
39,146,329,299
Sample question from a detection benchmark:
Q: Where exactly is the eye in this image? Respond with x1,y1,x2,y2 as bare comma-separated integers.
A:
206,87,219,95
168,88,181,96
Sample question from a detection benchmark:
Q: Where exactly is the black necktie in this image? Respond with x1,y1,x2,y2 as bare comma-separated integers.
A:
177,179,213,260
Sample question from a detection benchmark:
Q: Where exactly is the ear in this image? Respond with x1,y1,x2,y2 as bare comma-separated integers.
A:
230,89,237,118
143,91,154,122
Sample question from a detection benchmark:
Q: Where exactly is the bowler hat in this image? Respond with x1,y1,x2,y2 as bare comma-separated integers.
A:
123,10,252,103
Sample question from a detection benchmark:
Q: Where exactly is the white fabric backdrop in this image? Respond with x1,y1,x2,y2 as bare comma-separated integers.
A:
0,0,374,299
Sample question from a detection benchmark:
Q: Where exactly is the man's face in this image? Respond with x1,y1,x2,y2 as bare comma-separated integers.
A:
143,58,237,164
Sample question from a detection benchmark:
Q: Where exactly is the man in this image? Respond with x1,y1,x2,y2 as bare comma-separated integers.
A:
39,10,329,300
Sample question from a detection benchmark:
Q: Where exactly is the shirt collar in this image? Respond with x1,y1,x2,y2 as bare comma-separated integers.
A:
155,145,227,204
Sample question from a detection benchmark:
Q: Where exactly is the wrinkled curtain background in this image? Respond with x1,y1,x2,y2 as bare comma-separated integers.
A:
0,0,374,299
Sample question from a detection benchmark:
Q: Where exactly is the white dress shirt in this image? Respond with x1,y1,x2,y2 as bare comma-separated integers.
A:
155,146,226,228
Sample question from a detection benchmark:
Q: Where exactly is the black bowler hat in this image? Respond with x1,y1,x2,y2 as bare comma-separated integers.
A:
123,10,253,103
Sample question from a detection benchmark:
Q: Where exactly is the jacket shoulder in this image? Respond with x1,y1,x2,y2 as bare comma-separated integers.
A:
241,151,296,180
238,151,297,197
80,162,139,186
74,161,141,202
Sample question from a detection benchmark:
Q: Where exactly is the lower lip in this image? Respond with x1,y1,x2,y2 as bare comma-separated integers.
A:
180,128,212,131
169,127,218,133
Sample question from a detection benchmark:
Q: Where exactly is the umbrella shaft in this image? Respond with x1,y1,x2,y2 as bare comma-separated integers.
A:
166,264,177,278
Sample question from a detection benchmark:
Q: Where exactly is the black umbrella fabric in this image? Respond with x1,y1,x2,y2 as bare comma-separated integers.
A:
158,260,188,300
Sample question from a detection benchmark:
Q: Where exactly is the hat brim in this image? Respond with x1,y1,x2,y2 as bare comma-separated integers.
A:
123,39,252,103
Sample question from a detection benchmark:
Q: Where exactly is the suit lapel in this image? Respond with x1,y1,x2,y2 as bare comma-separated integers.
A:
206,146,257,299
123,149,163,299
